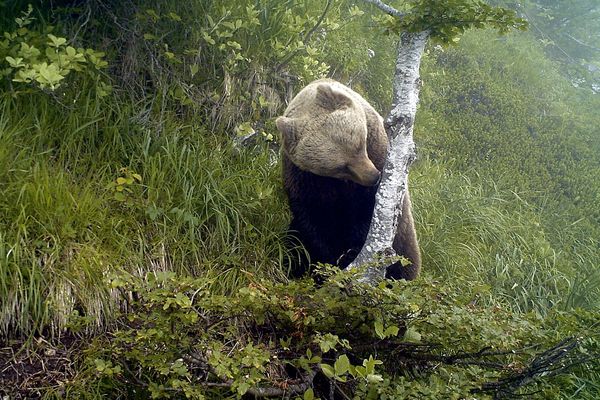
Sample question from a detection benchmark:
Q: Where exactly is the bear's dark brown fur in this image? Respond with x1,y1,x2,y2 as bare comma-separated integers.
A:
277,79,420,280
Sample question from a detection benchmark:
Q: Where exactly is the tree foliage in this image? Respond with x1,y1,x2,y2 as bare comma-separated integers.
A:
386,0,527,43
0,5,109,93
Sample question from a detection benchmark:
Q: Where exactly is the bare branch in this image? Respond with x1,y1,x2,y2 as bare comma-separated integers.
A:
303,0,334,43
565,33,600,52
363,0,405,18
474,337,594,397
245,369,317,398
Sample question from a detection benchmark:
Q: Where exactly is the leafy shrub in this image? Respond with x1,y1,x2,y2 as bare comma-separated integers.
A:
1,5,109,93
69,269,600,399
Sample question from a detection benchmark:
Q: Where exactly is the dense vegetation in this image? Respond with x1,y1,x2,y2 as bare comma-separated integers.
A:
1,0,599,398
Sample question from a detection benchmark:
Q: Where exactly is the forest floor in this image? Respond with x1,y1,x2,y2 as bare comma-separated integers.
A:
1,334,82,399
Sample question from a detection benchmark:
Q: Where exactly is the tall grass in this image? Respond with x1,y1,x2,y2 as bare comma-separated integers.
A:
411,159,599,313
0,90,291,338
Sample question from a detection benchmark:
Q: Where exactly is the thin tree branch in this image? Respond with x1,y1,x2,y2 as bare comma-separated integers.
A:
474,337,591,397
565,33,600,53
303,0,333,43
245,370,317,398
275,0,333,72
362,0,405,18
71,3,92,42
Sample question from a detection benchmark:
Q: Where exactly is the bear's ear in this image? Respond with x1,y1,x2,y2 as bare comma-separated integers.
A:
276,116,298,147
316,83,353,111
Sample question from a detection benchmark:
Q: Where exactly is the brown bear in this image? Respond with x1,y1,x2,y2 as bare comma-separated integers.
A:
276,78,421,280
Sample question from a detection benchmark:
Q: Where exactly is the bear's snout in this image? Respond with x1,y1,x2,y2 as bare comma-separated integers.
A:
348,160,381,187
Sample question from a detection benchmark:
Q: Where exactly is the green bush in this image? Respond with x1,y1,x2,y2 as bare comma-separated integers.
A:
1,5,109,93
65,269,600,399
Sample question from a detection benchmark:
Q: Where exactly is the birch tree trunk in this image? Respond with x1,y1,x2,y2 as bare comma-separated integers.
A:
348,30,429,283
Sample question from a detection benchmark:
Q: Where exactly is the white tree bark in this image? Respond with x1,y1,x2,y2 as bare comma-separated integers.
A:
348,27,429,283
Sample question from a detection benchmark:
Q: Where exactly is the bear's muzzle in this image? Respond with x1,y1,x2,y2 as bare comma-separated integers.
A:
348,159,381,187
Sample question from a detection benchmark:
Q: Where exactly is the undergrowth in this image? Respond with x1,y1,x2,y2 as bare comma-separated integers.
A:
47,269,600,399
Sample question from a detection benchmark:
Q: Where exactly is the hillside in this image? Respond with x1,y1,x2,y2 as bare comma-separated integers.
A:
1,1,599,399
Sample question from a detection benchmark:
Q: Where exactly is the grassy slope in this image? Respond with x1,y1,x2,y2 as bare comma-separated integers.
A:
1,27,599,338
0,89,292,337
414,29,600,311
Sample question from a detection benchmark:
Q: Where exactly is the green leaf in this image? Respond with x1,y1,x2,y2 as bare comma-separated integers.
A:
34,62,65,89
353,365,367,378
202,31,215,45
366,373,384,383
303,388,315,400
227,41,241,50
334,354,350,375
236,381,250,395
320,363,335,378
363,355,383,375
5,56,24,68
47,34,67,47
113,192,126,202
168,12,182,22
94,358,107,372
190,63,199,77
349,5,365,17
374,320,384,339
146,9,159,22
19,42,41,59
403,327,422,342
66,46,77,57
384,325,400,337
12,68,36,83
235,122,255,137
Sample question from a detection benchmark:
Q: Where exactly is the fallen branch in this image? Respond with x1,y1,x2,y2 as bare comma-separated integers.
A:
474,337,595,398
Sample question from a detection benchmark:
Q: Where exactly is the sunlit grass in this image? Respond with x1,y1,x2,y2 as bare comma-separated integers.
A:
0,91,291,337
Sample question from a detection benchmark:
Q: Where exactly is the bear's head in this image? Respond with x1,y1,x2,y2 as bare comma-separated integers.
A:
276,83,381,187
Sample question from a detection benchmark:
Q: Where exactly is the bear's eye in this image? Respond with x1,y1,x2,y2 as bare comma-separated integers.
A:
335,163,350,174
